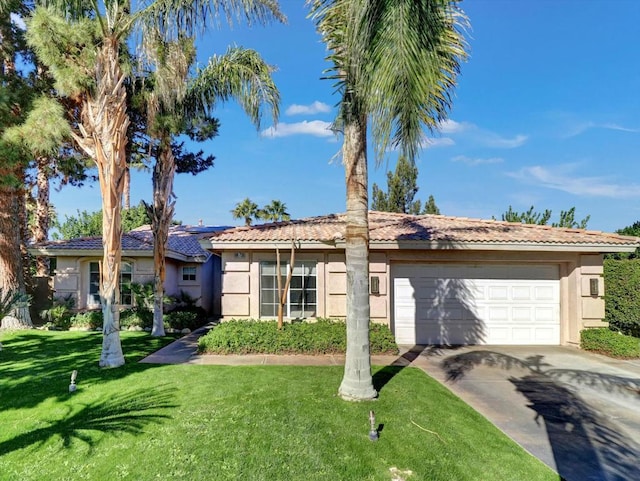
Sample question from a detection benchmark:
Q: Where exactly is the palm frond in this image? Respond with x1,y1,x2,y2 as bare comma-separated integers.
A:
135,0,285,42
364,0,469,162
186,46,279,129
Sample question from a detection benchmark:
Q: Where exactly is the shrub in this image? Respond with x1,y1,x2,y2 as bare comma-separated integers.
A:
120,308,153,330
40,294,75,329
198,318,398,355
70,310,103,330
604,259,640,337
164,310,201,331
0,288,31,320
581,328,640,359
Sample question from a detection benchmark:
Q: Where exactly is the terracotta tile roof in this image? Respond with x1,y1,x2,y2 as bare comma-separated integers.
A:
207,211,640,248
36,225,230,260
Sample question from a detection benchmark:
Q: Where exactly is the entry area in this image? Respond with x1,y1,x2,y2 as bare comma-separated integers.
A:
392,264,560,345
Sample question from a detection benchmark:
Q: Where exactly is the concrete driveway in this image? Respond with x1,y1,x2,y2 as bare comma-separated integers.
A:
403,345,640,481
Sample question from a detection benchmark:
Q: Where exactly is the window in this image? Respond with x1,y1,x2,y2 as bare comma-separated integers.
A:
182,266,197,281
260,261,317,318
120,262,132,305
88,261,133,306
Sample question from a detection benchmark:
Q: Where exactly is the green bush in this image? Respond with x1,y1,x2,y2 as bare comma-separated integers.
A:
120,308,153,329
198,318,399,355
581,327,640,359
39,294,75,329
70,310,103,330
164,310,202,331
604,259,640,337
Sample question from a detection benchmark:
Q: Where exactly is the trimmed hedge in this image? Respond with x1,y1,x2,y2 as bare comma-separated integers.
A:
197,318,399,355
604,259,640,337
581,327,640,359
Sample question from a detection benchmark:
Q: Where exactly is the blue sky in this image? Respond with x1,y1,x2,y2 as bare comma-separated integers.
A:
48,0,640,233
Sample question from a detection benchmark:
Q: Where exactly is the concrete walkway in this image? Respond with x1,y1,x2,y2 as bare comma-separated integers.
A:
141,327,640,481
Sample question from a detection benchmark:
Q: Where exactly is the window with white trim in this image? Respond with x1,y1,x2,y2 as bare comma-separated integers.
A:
260,261,317,318
88,261,133,306
182,266,197,281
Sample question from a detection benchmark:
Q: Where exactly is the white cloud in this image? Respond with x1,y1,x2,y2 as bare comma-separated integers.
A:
261,120,334,138
601,123,640,133
451,155,503,166
483,134,528,149
508,164,640,198
421,137,455,148
285,101,331,116
434,119,528,148
561,119,640,138
437,119,472,134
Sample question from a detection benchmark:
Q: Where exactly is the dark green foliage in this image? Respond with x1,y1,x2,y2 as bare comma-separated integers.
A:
0,287,31,320
423,194,441,215
371,155,438,215
39,294,75,329
581,328,640,359
120,308,153,330
198,318,399,355
69,310,103,330
497,205,589,228
52,202,152,240
609,221,640,259
604,259,640,337
164,310,202,331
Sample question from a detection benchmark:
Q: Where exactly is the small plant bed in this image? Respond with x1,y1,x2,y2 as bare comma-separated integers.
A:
198,318,399,355
581,327,640,359
0,330,556,481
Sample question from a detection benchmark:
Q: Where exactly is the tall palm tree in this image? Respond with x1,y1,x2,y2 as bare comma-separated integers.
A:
25,0,284,367
142,36,280,336
259,199,290,222
310,0,468,400
232,197,260,226
0,0,35,329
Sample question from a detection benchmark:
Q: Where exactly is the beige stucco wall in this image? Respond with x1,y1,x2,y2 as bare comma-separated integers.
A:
52,255,155,310
217,248,607,346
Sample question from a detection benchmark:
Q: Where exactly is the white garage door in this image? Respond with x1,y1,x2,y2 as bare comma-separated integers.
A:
393,264,560,345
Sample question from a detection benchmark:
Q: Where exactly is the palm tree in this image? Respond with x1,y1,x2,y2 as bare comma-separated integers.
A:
25,0,284,367
310,0,468,400
0,0,35,329
259,199,290,222
232,198,260,226
141,35,280,336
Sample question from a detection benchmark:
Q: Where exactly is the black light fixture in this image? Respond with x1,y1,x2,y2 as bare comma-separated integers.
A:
370,276,380,295
590,278,599,297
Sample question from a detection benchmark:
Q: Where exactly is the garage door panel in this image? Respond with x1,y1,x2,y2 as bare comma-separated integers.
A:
393,264,560,345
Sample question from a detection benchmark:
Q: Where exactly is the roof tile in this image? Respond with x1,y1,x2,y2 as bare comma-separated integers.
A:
207,211,640,247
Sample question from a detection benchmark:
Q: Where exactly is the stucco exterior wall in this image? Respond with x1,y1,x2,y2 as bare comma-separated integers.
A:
217,247,608,346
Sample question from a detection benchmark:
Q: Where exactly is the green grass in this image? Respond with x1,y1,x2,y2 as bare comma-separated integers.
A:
0,331,556,481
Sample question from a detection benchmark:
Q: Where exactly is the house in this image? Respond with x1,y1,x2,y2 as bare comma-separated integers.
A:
32,224,228,316
199,211,639,346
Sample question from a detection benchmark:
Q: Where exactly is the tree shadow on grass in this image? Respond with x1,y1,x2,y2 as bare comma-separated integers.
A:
0,331,177,411
373,345,427,392
0,386,176,456
441,351,640,481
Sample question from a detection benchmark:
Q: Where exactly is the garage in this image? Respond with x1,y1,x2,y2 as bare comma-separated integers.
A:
393,264,560,345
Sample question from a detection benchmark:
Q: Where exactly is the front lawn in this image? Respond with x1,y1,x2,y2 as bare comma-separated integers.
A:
0,330,556,481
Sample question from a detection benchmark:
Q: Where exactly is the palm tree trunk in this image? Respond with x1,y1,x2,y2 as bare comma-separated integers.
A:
338,116,377,401
72,37,129,367
0,179,33,329
34,156,50,277
149,135,176,337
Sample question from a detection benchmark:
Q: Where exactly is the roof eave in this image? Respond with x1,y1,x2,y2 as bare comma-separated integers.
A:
368,240,639,253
